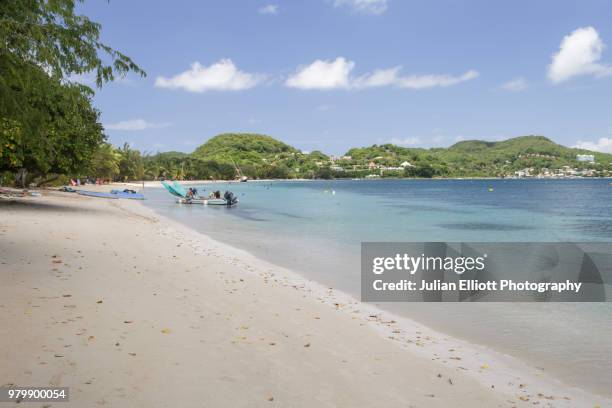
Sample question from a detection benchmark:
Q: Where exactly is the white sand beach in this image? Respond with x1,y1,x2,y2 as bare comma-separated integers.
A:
0,189,609,407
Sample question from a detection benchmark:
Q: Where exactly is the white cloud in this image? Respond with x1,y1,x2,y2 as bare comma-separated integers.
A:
286,57,478,90
285,57,354,90
258,4,278,15
353,67,401,88
104,119,170,131
548,26,612,83
574,137,612,153
155,59,264,92
501,77,528,92
334,0,388,15
396,70,479,89
388,137,421,146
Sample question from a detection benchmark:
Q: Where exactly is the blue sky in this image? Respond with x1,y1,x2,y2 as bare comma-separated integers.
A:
79,0,612,155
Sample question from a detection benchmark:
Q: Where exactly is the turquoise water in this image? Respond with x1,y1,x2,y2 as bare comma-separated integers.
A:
144,179,612,396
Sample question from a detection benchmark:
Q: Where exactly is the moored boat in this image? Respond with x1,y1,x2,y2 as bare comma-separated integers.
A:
77,190,119,199
175,197,238,206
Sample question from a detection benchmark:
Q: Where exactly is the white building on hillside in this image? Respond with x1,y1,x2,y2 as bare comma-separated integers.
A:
577,154,595,163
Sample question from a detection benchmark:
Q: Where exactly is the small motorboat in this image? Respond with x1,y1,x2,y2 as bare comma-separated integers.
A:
218,191,239,206
207,197,238,206
163,181,238,206
110,189,145,200
77,190,119,199
176,198,206,205
176,191,238,206
77,189,144,200
176,198,239,206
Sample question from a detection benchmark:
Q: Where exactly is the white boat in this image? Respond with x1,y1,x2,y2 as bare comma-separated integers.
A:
207,198,238,206
175,197,239,206
176,198,206,204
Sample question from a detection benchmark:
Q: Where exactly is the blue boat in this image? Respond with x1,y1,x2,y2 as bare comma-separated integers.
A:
110,190,145,200
77,190,119,199
77,190,145,200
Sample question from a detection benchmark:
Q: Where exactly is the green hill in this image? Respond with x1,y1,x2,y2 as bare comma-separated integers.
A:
192,133,298,164
170,133,330,179
343,135,612,177
142,134,612,180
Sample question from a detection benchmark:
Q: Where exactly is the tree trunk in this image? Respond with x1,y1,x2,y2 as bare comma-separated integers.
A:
15,168,28,188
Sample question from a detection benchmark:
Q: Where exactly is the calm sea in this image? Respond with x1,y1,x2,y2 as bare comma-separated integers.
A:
144,178,612,396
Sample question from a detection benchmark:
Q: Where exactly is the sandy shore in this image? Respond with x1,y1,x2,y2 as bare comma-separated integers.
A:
0,190,608,407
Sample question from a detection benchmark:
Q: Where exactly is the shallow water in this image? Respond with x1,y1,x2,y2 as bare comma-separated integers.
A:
144,179,612,396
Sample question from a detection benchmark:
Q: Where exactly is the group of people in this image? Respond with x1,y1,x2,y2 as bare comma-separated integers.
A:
184,187,230,203
186,187,199,198
185,188,222,199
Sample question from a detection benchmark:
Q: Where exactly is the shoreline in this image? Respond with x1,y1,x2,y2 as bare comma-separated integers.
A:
0,193,611,407
75,177,612,191
136,177,612,186
126,192,611,406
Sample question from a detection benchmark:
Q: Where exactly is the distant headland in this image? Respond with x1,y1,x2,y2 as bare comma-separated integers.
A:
137,133,612,181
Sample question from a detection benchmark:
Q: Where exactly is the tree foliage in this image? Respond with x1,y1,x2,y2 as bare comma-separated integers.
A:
89,142,120,181
0,0,144,185
0,57,105,183
0,0,145,88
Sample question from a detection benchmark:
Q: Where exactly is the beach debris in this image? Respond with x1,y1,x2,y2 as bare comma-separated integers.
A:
62,294,71,297
480,363,489,369
304,342,311,348
448,378,453,385
123,320,133,324
128,352,136,356
269,342,276,346
161,328,171,334
518,396,529,401
54,354,63,358
96,300,103,304
267,396,274,402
